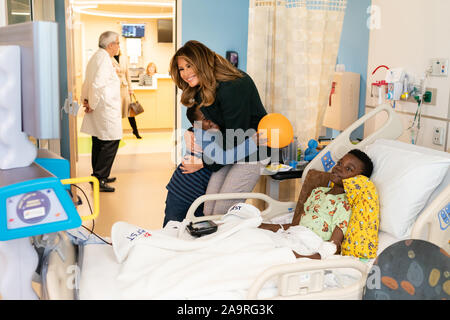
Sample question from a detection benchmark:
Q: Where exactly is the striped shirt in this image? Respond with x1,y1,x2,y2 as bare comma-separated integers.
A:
166,127,257,204
166,165,212,204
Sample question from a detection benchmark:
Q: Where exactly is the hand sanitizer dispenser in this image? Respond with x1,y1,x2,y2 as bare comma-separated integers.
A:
323,72,360,131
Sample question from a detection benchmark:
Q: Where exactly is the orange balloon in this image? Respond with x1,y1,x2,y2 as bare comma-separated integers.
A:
257,113,294,148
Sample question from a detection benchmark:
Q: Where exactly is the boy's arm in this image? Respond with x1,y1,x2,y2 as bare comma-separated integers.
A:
184,128,194,149
292,251,322,260
258,223,290,232
180,128,204,174
329,226,344,254
182,127,254,173
259,169,331,232
197,129,258,165
221,135,257,164
291,169,332,225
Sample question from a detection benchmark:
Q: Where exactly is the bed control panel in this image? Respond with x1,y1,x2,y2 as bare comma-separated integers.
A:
438,203,450,231
321,151,336,172
279,270,324,296
0,176,82,241
6,189,69,230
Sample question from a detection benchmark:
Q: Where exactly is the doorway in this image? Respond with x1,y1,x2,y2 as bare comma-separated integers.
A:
64,0,179,235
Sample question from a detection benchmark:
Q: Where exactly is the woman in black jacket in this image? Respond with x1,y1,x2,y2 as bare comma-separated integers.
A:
169,40,270,215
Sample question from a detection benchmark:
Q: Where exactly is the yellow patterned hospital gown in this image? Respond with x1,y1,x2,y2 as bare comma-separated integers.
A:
341,175,380,259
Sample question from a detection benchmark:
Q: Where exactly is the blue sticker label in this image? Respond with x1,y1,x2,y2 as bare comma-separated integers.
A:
321,151,336,172
438,203,450,230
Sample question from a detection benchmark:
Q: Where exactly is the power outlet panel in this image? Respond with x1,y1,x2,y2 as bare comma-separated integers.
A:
433,127,445,146
430,58,448,77
406,87,437,105
424,87,437,105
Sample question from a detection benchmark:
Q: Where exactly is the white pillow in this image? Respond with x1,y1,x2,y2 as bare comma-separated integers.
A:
364,139,450,239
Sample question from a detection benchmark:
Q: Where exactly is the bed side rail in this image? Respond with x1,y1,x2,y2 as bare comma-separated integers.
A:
40,232,79,300
186,105,402,223
411,183,450,253
303,104,403,178
247,257,369,300
185,192,296,223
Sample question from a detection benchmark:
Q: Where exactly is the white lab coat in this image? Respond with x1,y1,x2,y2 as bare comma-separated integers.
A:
80,48,122,141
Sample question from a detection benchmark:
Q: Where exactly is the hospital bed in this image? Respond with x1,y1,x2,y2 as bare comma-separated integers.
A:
40,104,450,300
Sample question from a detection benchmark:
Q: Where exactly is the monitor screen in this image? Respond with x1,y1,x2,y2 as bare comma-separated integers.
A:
122,24,145,38
157,19,173,43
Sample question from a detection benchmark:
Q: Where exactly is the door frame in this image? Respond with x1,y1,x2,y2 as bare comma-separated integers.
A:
175,0,182,166
63,0,181,172
63,0,79,183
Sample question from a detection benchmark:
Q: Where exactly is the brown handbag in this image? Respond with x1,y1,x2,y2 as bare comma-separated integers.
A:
128,93,144,116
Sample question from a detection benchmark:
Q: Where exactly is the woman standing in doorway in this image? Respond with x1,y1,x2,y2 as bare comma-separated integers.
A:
113,50,142,139
169,40,270,215
139,62,157,87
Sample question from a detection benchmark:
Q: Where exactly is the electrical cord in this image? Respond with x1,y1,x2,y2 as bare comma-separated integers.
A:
72,184,112,246
408,99,422,145
407,70,429,144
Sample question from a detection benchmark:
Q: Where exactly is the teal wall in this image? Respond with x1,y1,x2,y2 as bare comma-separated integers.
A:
55,0,70,160
180,0,371,137
327,0,372,140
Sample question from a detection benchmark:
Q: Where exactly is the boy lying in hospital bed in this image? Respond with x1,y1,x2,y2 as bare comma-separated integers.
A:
100,150,378,299
53,104,449,299
259,149,380,260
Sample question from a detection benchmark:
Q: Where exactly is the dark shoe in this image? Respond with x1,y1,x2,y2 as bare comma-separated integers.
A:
133,131,142,139
105,177,117,183
99,180,115,192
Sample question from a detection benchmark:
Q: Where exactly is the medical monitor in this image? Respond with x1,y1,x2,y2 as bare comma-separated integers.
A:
122,24,145,38
0,21,60,139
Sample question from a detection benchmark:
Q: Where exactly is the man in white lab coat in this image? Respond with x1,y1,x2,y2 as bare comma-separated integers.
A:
80,31,122,192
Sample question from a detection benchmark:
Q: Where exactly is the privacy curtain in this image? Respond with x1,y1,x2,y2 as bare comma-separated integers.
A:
247,0,347,149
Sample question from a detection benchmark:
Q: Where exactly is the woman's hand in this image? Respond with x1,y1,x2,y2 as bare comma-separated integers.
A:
180,155,203,174
184,130,203,154
253,131,268,146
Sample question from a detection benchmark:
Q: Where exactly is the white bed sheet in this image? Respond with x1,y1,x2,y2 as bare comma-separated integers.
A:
78,242,278,300
78,230,399,300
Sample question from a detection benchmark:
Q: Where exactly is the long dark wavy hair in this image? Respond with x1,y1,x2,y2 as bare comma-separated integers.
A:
169,40,243,107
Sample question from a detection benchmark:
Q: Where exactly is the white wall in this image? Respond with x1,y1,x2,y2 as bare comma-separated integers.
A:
365,0,450,152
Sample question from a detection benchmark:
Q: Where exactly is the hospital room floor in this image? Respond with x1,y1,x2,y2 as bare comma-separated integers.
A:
76,131,176,237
